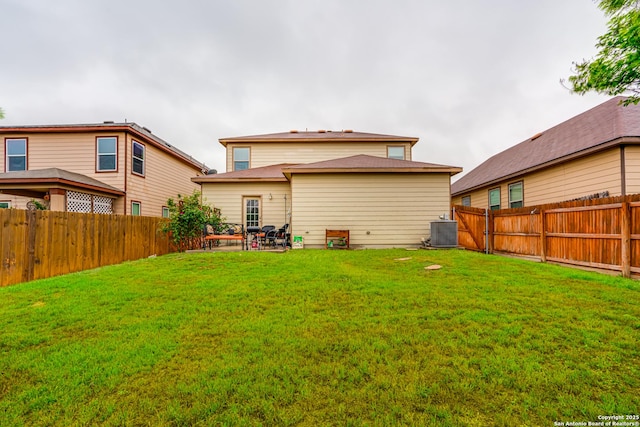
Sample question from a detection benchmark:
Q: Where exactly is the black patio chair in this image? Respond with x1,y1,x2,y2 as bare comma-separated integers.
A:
265,224,290,248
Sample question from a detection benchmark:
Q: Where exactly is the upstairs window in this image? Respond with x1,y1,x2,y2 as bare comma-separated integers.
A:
132,141,145,176
233,147,250,171
5,138,27,171
131,201,141,216
387,146,405,160
489,188,501,210
509,182,523,208
97,137,117,171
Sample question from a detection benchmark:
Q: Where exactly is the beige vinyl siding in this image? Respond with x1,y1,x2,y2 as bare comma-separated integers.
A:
15,132,128,190
624,146,640,194
126,141,202,217
452,148,623,208
290,173,451,248
452,188,489,210
524,149,621,205
201,182,292,227
225,142,412,171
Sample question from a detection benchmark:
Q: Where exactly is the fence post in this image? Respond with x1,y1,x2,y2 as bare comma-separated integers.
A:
540,209,547,263
24,210,37,283
621,202,631,278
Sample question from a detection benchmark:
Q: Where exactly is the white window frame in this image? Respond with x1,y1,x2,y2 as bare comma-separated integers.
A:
162,206,170,218
509,181,524,208
131,201,141,216
96,137,117,172
387,146,405,160
489,188,501,210
0,201,11,208
233,147,250,171
132,140,145,176
5,138,27,172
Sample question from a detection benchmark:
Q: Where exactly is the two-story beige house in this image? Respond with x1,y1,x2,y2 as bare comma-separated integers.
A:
194,130,461,248
0,122,207,216
451,97,640,209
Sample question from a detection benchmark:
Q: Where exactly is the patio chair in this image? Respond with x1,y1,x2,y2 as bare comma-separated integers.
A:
265,224,290,248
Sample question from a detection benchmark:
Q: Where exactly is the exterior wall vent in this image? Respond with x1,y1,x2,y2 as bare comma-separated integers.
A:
318,129,326,133
103,121,114,124
344,129,353,133
430,220,458,248
290,130,298,133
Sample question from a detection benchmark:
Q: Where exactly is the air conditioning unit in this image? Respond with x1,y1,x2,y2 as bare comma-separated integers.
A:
430,221,458,248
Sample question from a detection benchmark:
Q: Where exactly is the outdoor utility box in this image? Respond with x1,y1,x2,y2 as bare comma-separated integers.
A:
430,221,458,248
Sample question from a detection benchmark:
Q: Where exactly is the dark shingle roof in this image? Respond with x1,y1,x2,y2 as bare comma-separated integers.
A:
451,97,640,195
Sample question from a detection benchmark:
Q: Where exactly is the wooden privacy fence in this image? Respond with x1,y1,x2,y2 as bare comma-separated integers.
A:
453,194,640,278
1,209,174,287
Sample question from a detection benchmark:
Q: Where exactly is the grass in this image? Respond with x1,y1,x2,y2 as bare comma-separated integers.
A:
0,249,639,426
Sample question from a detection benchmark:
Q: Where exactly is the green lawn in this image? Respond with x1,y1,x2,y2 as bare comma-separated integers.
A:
1,249,638,426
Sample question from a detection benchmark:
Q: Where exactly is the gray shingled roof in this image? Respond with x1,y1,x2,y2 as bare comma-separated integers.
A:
451,97,640,195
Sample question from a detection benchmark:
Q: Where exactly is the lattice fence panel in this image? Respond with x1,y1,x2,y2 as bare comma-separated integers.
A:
67,191,92,213
93,196,113,214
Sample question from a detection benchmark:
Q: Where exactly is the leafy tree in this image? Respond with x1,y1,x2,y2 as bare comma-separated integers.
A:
162,191,224,251
568,0,640,105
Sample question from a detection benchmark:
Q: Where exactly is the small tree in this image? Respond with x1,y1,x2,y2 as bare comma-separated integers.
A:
567,0,640,105
162,191,224,251
0,108,4,119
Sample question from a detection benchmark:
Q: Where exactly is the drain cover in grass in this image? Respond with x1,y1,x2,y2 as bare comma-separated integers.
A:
425,264,442,270
395,257,412,261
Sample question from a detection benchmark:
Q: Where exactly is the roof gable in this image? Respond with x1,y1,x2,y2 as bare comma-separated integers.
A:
451,97,640,195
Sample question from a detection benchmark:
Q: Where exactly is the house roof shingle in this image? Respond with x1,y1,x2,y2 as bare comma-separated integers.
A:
0,168,125,196
451,97,640,195
282,154,461,175
192,163,297,183
219,130,419,146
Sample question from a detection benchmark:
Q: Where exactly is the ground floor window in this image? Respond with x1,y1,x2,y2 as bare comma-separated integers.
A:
509,182,523,208
461,195,471,206
0,201,10,208
131,201,141,216
489,188,501,210
162,206,170,218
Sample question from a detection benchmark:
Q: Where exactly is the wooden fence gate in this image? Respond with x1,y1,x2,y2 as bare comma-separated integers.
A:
453,206,486,253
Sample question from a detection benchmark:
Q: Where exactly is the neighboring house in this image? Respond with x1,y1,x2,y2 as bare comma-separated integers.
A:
0,122,207,216
451,97,640,209
194,130,461,248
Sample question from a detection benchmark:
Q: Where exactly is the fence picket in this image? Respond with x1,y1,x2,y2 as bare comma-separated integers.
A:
0,210,173,287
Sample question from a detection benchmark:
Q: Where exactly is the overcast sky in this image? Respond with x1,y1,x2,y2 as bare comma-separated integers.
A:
0,0,612,179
